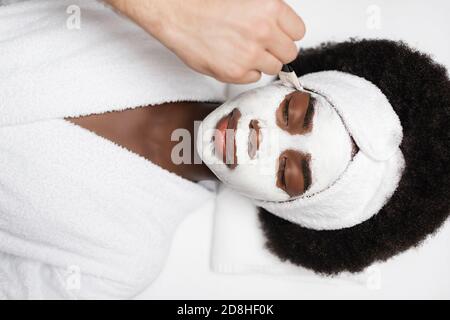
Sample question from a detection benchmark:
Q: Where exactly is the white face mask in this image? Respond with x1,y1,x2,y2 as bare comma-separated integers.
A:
197,83,354,201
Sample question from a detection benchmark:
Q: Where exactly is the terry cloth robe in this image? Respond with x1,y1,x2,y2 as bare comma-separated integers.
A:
0,0,226,299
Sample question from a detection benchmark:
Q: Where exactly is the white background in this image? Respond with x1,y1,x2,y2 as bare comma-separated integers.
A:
138,0,450,299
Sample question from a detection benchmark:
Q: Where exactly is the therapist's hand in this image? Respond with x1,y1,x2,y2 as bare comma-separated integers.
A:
106,0,305,84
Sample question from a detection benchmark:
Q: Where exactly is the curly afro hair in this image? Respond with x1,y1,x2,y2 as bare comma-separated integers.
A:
258,39,450,275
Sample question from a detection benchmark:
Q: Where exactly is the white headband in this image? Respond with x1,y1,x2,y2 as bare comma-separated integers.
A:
254,71,405,230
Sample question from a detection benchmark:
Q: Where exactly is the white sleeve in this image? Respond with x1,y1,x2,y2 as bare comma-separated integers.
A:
0,120,213,300
0,252,155,300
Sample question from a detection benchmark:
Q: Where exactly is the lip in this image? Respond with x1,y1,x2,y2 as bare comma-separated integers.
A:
215,108,241,168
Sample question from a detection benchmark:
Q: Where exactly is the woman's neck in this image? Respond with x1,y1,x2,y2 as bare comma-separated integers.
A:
67,101,220,182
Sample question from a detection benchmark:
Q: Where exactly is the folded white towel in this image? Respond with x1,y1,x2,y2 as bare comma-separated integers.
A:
211,185,379,286
0,0,225,299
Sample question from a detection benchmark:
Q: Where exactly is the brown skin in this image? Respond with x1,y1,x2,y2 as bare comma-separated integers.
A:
276,90,314,135
277,150,311,197
67,102,220,182
275,91,315,196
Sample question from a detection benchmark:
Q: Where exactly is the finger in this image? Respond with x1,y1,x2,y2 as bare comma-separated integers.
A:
277,3,306,41
229,70,262,84
256,51,283,76
266,27,299,64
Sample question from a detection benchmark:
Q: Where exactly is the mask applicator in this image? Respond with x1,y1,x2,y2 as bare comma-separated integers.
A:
278,63,303,90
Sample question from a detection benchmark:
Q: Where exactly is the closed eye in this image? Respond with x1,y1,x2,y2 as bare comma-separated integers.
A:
276,150,311,197
303,96,315,129
301,158,312,191
278,156,287,187
283,99,290,125
276,91,314,135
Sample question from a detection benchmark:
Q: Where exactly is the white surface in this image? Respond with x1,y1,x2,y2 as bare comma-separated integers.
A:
139,202,450,299
138,0,450,299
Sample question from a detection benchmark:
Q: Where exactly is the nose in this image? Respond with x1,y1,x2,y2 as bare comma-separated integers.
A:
248,119,261,159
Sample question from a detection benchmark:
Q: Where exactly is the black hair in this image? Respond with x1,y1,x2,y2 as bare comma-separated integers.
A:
258,39,450,275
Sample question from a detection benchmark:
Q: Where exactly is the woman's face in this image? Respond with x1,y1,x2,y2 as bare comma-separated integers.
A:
197,83,354,201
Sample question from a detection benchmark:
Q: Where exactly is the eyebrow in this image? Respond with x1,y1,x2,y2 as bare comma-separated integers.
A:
301,157,312,192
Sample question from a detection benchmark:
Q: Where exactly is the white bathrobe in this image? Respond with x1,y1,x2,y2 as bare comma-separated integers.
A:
0,0,226,299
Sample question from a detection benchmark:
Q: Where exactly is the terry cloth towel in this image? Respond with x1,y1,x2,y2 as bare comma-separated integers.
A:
0,0,225,299
211,185,383,286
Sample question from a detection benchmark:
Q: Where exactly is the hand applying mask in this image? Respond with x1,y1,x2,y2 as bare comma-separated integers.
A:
105,0,305,84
